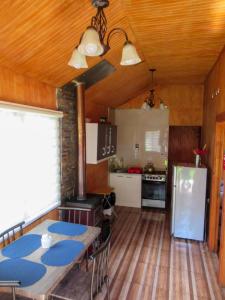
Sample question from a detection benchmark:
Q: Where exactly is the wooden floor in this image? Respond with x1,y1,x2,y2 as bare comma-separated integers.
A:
96,206,225,300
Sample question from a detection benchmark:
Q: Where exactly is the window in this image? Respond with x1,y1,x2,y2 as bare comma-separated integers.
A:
0,102,63,233
145,130,161,152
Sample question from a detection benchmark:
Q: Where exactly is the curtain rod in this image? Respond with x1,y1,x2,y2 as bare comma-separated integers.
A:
0,100,63,118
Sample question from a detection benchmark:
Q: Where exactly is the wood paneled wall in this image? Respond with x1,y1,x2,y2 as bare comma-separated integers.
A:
167,126,201,203
202,45,225,171
119,84,204,126
203,45,225,285
85,100,109,192
0,65,56,109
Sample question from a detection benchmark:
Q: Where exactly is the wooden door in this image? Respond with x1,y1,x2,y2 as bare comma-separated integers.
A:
208,121,225,285
167,126,201,203
208,124,225,252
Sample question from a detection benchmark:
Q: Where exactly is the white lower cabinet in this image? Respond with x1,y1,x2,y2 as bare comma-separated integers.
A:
109,173,141,208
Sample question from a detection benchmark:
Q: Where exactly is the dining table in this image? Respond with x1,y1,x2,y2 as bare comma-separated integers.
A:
0,219,101,300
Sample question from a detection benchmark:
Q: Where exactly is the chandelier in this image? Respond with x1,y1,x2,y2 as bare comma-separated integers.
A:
68,0,141,69
142,69,167,110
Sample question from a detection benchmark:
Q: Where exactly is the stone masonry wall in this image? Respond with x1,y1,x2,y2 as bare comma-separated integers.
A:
57,84,77,199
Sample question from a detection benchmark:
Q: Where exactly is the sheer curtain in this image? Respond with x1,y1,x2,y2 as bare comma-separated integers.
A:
0,103,62,233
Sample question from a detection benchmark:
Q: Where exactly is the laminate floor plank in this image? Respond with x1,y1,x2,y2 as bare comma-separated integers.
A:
94,206,225,300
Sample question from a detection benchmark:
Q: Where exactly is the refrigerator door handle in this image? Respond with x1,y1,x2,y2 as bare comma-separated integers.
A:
171,166,177,235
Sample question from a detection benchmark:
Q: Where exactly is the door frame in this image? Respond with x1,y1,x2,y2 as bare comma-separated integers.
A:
208,112,225,285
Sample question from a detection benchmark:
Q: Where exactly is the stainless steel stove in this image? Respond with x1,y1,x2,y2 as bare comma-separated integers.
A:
142,172,167,208
142,173,166,182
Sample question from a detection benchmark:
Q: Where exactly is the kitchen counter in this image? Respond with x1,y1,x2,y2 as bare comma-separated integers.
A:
110,170,167,175
110,171,141,175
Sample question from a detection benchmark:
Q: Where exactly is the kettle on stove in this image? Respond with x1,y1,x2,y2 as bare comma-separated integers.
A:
144,162,155,173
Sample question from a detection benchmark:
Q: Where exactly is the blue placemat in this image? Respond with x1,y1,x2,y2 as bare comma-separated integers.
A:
41,240,85,266
0,258,46,287
48,221,87,236
2,234,41,258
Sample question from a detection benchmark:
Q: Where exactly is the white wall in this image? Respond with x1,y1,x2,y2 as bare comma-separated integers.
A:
115,109,169,170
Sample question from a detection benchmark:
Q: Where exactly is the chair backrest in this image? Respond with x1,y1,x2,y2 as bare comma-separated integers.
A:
89,231,111,298
0,221,25,247
0,280,20,300
57,206,91,225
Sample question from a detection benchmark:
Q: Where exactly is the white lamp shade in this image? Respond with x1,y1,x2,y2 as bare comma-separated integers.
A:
120,41,142,66
141,101,147,110
141,101,151,111
68,48,88,69
78,26,104,57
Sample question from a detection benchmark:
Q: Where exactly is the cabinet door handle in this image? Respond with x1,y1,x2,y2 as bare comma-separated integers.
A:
102,147,106,156
107,145,111,154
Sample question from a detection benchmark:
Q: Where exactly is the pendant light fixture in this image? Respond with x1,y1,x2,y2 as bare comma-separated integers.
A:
68,0,141,69
142,69,167,110
68,48,88,69
142,69,156,110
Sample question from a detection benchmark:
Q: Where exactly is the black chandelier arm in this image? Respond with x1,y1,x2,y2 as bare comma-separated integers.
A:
106,27,129,45
101,27,129,55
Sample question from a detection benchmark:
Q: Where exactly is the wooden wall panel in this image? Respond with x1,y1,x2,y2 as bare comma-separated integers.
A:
202,45,225,171
86,160,109,193
85,100,108,123
203,45,225,285
167,126,201,202
0,65,56,109
119,84,204,126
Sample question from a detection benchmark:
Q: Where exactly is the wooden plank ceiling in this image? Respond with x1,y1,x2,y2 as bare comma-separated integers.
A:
0,0,225,107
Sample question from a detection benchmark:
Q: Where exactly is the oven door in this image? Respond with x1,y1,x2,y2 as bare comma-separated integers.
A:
142,180,166,208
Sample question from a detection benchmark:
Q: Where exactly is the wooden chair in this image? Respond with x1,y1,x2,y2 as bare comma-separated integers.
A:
0,281,30,300
0,221,25,247
49,231,111,300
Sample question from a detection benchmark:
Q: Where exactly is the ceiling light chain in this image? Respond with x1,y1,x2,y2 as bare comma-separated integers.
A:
68,0,141,69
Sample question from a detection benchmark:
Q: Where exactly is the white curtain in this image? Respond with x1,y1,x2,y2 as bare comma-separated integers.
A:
0,104,62,233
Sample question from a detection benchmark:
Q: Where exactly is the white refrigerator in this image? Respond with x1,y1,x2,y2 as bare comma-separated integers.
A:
171,164,207,241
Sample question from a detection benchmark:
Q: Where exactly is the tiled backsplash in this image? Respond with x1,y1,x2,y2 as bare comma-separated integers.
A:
115,109,169,170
